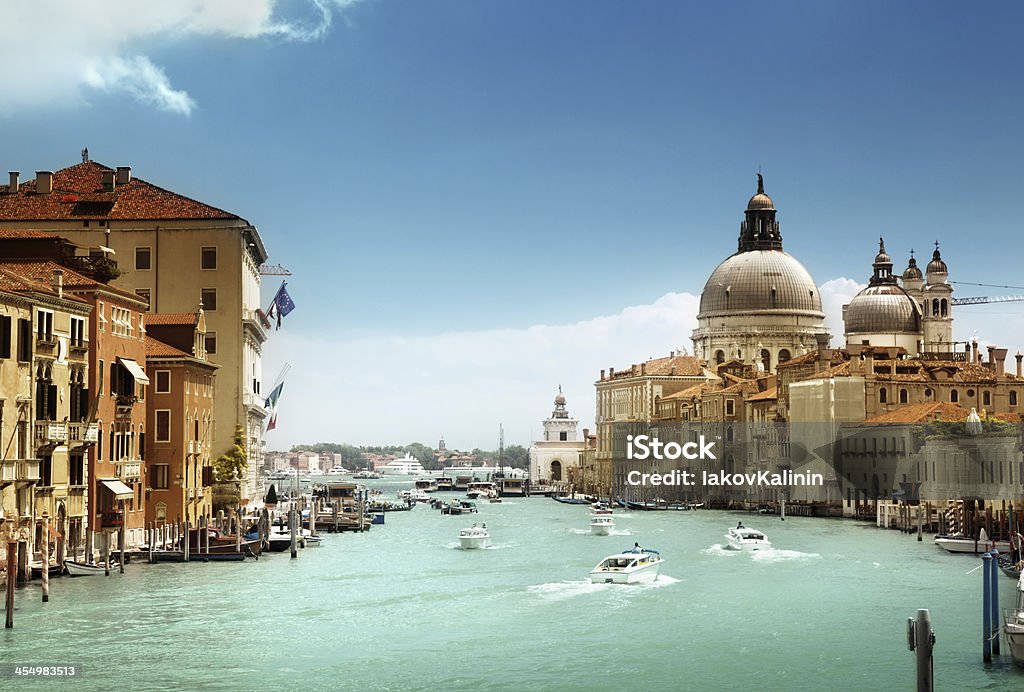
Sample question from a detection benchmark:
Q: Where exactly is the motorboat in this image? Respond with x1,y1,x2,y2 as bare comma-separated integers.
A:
441,499,478,515
380,454,427,476
397,488,430,503
1005,574,1024,666
352,470,382,480
466,481,497,499
65,560,120,576
326,465,349,475
589,547,663,584
591,502,613,515
725,525,771,551
590,514,615,536
933,529,1011,555
415,477,439,493
999,553,1022,580
459,523,490,549
304,534,323,548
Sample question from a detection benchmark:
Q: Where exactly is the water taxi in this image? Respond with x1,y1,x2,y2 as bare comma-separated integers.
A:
590,514,615,536
459,523,490,550
589,547,663,584
725,525,771,551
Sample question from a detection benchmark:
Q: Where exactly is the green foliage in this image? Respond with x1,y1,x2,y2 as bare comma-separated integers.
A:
922,419,1020,440
211,482,240,515
214,425,248,482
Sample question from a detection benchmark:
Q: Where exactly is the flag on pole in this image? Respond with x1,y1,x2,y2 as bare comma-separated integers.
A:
266,411,278,431
271,282,296,330
264,381,284,409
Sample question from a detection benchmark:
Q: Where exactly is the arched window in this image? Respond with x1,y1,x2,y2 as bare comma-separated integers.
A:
932,299,939,317
760,349,771,372
983,391,991,406
940,299,948,317
899,389,908,404
950,389,959,403
726,427,734,442
879,387,887,404
715,350,725,365
778,349,791,364
924,388,933,400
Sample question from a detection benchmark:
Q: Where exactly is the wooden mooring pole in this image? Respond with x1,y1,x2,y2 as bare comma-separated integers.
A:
5,540,16,628
989,550,1000,656
41,514,50,603
907,608,935,691
982,552,992,662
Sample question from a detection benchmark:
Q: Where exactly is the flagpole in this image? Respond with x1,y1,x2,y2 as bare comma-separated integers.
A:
264,280,287,316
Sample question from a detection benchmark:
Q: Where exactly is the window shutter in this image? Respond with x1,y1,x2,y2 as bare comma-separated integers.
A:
48,384,58,420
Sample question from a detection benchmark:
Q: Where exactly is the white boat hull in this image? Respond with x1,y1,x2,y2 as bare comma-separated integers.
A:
725,536,771,552
65,561,118,577
590,561,660,584
934,537,1012,554
459,536,490,550
590,523,612,536
1006,618,1024,667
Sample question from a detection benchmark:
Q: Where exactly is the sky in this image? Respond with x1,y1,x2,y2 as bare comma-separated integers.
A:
3,1,1024,450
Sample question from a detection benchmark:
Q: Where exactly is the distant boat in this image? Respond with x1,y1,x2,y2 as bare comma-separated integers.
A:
590,514,615,536
934,530,1011,554
553,495,590,505
380,454,427,476
353,470,382,480
1005,574,1024,666
459,523,490,550
589,547,663,584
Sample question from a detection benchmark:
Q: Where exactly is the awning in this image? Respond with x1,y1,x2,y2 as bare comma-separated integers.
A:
117,357,150,385
100,479,134,500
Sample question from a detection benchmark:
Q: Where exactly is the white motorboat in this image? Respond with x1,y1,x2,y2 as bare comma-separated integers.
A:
397,488,430,503
466,481,497,499
380,454,427,476
725,525,771,551
934,530,1011,555
590,514,615,536
327,465,349,474
65,560,119,576
1005,574,1024,667
589,547,663,584
458,523,490,549
352,470,382,480
591,502,613,515
304,534,323,548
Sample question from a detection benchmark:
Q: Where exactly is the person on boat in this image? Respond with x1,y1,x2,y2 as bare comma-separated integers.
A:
737,522,744,529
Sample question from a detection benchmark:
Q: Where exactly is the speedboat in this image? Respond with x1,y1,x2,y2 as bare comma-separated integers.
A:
589,547,663,584
459,523,490,549
725,526,771,551
591,502,613,515
352,470,382,480
934,530,1011,554
590,514,615,536
1005,574,1024,666
65,560,120,576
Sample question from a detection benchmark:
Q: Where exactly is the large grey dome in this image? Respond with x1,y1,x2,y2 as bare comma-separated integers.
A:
698,250,825,317
845,284,920,334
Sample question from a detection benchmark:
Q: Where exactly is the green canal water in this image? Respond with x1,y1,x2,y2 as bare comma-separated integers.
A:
3,481,1023,691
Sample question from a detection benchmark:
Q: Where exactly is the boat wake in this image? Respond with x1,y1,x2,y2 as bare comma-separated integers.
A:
528,576,680,601
750,548,822,563
702,543,739,556
608,528,633,536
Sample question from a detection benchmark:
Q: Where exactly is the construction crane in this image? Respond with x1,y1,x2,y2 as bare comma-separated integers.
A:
950,281,1024,306
260,263,292,276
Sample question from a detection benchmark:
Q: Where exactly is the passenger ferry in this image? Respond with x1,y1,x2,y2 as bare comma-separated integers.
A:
379,454,427,476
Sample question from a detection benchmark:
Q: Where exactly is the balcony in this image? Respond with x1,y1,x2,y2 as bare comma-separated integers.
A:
34,421,67,447
68,422,99,447
115,460,142,480
100,511,123,529
68,339,89,359
35,332,57,353
243,392,265,411
0,460,36,484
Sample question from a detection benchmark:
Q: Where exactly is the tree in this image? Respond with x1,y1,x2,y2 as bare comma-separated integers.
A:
502,445,529,468
215,425,248,482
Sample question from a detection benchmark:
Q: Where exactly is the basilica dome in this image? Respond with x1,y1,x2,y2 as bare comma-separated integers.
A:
845,284,920,334
698,250,824,317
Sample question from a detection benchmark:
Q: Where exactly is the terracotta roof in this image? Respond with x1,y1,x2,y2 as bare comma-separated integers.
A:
146,312,198,326
747,386,778,402
861,402,971,424
0,161,239,221
0,229,61,239
144,336,190,358
609,354,706,379
0,266,64,299
660,382,719,401
0,259,143,304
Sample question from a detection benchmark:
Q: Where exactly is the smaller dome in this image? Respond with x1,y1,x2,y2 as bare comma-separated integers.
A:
845,284,920,335
874,237,891,265
746,173,775,211
554,391,566,406
926,246,948,274
903,253,922,281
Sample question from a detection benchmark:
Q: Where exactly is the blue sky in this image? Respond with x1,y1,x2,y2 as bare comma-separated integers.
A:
4,1,1024,449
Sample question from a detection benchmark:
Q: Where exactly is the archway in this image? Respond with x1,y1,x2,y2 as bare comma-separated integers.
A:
550,459,562,481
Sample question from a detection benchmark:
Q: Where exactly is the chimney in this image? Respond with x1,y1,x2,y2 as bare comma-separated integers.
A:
102,170,116,192
972,338,980,364
986,345,996,371
116,166,131,186
640,362,647,376
993,348,1008,377
1016,352,1022,378
52,269,63,298
8,171,18,194
600,369,605,381
36,171,53,194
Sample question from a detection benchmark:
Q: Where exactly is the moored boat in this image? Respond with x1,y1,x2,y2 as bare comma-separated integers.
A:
1005,574,1024,666
933,531,1011,555
458,523,490,549
589,546,663,584
590,514,615,536
725,525,771,551
65,560,119,576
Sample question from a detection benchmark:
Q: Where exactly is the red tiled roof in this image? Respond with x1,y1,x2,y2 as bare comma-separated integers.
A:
609,354,706,379
0,229,61,238
861,402,971,424
747,386,778,402
144,336,190,358
0,161,239,221
146,312,198,326
0,259,142,303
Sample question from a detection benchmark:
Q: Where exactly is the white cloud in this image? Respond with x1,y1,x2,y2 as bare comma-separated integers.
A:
0,1,359,116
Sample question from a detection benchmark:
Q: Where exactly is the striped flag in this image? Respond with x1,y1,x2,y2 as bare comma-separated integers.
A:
264,381,284,410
